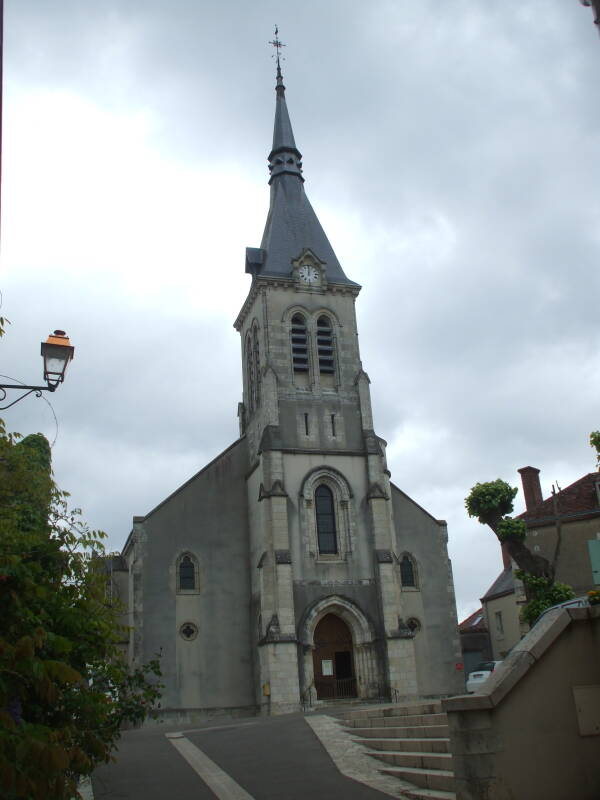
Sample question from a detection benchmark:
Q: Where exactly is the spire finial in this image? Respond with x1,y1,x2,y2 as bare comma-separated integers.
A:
269,25,286,88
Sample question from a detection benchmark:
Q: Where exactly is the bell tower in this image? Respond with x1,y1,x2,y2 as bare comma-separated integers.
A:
235,54,368,461
234,47,419,713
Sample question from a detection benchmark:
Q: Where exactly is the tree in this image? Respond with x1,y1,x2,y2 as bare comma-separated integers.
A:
465,478,573,625
0,420,162,799
590,431,600,467
465,479,554,580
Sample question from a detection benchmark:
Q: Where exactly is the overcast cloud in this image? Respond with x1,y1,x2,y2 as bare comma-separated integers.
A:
2,1,599,620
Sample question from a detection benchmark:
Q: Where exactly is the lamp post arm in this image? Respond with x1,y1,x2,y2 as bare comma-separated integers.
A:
0,384,56,410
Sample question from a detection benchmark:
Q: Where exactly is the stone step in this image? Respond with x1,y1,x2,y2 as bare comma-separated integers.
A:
345,712,447,729
354,736,450,753
385,713,448,727
379,765,455,793
341,701,443,720
347,724,449,739
367,750,453,771
395,788,455,800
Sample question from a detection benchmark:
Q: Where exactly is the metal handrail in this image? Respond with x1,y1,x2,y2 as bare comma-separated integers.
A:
313,677,357,700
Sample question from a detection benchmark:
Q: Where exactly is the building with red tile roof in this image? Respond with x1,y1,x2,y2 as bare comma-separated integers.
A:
518,467,600,595
479,466,600,660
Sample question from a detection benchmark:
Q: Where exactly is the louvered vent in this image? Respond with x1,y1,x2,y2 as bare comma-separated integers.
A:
317,316,335,374
291,314,309,372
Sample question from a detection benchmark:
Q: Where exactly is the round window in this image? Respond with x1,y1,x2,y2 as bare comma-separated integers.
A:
179,621,199,641
407,617,421,634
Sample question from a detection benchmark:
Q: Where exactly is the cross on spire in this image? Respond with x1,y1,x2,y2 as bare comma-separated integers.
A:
269,25,286,79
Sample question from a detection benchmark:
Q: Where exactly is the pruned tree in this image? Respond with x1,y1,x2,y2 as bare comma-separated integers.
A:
465,478,573,626
465,479,554,580
590,431,600,467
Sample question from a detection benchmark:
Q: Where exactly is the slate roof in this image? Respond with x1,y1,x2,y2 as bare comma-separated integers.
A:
480,566,515,602
100,554,128,573
246,66,358,287
459,607,488,632
519,472,600,525
271,64,298,156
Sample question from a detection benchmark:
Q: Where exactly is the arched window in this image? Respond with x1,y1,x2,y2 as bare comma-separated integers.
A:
316,315,335,374
178,554,196,591
400,554,416,587
245,336,254,411
301,468,354,561
291,314,309,372
253,325,261,407
315,485,337,554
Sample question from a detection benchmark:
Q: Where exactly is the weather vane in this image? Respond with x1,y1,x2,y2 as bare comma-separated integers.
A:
269,25,286,68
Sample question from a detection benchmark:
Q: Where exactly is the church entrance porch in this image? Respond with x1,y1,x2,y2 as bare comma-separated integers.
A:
312,614,357,699
299,594,381,703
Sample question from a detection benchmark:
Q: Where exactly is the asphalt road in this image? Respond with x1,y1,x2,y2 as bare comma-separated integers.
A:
92,712,392,800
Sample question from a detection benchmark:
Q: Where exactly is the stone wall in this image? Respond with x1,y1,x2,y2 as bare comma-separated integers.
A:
124,437,255,718
526,516,600,596
444,605,600,800
391,485,464,697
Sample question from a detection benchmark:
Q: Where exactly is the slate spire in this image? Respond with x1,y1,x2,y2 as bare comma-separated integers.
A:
244,43,357,287
268,58,303,182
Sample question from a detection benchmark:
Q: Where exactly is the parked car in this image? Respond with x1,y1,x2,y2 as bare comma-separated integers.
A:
466,660,503,693
533,595,590,627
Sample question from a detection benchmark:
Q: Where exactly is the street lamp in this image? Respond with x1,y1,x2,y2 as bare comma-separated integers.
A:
0,330,75,410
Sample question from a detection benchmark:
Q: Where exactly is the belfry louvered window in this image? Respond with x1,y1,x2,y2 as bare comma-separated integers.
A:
291,314,309,372
317,316,335,374
315,485,337,554
253,326,261,407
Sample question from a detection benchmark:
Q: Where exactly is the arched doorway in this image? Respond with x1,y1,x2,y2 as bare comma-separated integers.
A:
312,614,357,699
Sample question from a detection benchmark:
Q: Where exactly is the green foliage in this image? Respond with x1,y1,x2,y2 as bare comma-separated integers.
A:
590,431,600,467
465,479,518,527
588,590,600,606
496,517,527,542
516,570,575,626
0,421,162,799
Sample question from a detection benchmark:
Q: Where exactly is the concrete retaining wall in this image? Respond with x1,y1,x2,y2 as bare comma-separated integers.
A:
443,605,600,800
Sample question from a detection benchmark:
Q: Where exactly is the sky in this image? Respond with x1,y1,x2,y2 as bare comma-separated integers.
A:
1,1,599,621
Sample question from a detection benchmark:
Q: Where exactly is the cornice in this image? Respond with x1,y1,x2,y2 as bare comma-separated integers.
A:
233,276,361,331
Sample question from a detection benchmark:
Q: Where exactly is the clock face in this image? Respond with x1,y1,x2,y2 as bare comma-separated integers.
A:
298,264,320,285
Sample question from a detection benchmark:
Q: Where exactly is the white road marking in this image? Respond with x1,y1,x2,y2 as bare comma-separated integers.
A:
167,734,256,800
167,720,260,737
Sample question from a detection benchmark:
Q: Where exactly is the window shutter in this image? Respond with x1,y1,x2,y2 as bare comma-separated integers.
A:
291,315,309,372
588,539,600,585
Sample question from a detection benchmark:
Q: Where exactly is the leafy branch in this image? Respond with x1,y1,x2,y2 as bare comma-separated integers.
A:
0,423,162,799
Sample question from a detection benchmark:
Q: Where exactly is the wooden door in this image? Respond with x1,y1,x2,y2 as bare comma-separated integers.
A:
312,614,356,699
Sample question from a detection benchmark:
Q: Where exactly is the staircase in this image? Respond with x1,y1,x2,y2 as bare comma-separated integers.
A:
339,700,456,799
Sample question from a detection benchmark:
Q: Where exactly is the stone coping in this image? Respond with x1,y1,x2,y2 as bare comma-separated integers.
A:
442,605,600,712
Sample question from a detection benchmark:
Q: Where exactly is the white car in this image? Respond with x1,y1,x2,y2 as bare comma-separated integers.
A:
533,596,590,626
466,660,502,693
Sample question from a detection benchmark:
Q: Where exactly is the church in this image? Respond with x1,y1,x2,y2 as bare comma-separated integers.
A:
121,59,463,718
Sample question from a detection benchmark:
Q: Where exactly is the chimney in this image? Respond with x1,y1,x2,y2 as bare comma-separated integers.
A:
501,542,512,569
518,466,543,511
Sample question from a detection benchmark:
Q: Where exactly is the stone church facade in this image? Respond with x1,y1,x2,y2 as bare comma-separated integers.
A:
122,64,463,718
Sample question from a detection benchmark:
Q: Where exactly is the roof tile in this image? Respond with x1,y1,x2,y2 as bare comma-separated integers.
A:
520,472,600,523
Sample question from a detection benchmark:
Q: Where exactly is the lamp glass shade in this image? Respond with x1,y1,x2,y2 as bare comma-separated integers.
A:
41,331,74,387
